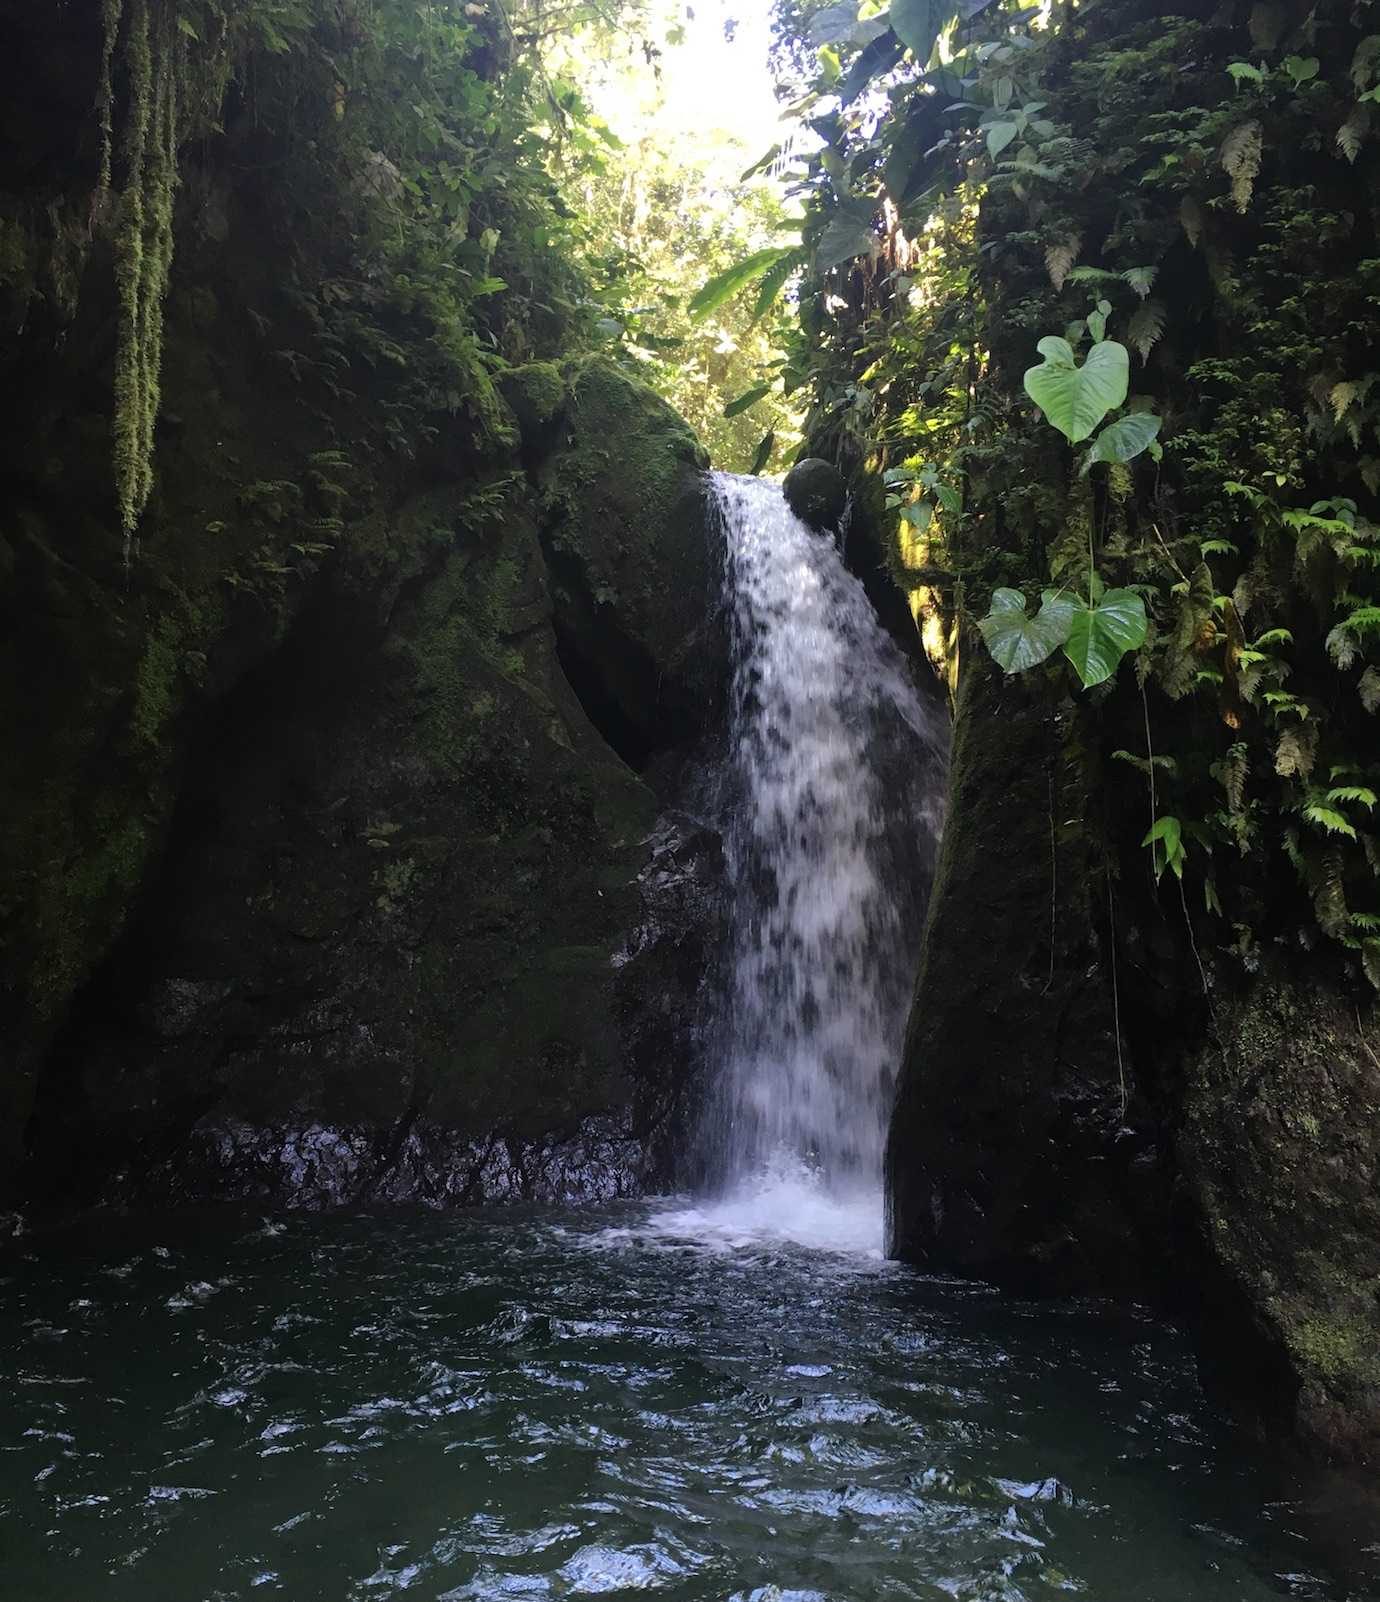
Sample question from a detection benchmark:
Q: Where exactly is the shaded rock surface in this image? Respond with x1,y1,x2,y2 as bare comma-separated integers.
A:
1181,972,1380,1463
23,369,723,1208
887,654,1166,1296
888,642,1380,1465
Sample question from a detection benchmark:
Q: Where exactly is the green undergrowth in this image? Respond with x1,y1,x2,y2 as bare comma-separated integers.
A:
758,0,1380,993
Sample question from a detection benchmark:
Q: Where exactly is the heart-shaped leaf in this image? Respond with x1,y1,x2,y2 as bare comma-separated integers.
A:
978,587,1078,674
1062,587,1148,687
1082,412,1162,473
1023,337,1129,443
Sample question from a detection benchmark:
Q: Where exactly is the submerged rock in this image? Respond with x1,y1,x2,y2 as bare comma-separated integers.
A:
783,457,847,531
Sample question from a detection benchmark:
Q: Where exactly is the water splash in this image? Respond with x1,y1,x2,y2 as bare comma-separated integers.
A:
648,1158,890,1257
702,472,946,1222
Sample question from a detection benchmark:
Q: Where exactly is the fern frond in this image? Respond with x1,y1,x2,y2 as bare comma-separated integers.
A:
1303,802,1358,839
1211,741,1249,812
1328,622,1360,670
1221,121,1263,214
1338,104,1370,164
1352,34,1380,93
1276,724,1318,778
1044,234,1081,291
1360,665,1380,713
1127,299,1166,363
1313,849,1350,938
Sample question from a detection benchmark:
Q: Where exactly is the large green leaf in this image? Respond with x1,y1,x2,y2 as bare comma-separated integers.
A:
816,205,878,271
1082,412,1162,473
1062,588,1148,687
838,30,906,102
1023,336,1129,443
750,431,775,476
978,587,1078,674
689,247,798,320
723,384,772,418
810,4,889,46
753,249,805,321
889,0,949,62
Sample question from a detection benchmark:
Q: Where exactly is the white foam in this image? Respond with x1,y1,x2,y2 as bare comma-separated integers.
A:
704,472,944,1193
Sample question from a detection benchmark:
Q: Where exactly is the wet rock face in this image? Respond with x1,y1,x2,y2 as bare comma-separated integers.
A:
19,363,727,1210
886,645,1380,1464
615,813,726,1189
1180,974,1380,1464
135,1115,645,1209
886,655,1167,1298
782,458,847,531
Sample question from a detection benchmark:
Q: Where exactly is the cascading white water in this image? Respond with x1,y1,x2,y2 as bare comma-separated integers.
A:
701,472,946,1238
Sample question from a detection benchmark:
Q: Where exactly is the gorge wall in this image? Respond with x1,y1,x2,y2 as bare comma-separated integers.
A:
1,0,725,1207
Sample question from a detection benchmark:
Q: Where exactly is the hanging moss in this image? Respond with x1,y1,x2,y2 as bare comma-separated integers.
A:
96,0,124,201
107,0,184,561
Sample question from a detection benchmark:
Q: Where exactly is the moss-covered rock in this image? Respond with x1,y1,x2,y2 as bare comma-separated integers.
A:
0,24,723,1206
886,649,1167,1294
29,457,720,1205
1179,975,1380,1462
536,356,722,766
499,360,568,443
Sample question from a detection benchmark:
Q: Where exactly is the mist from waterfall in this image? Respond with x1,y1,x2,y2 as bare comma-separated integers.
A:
696,472,946,1248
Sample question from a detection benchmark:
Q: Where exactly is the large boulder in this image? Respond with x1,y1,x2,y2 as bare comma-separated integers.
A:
886,642,1380,1463
536,357,721,766
30,417,725,1205
783,457,847,531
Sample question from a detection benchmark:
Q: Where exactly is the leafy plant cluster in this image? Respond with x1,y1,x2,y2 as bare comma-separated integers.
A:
748,0,1380,988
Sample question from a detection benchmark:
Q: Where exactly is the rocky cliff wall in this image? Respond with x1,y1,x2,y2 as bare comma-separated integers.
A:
0,2,727,1208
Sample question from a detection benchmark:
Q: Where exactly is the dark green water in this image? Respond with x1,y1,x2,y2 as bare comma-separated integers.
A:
0,1194,1363,1601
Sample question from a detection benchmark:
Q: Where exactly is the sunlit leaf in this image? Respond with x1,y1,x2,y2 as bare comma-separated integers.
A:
689,247,799,319
723,384,772,418
986,121,1018,158
978,587,1078,673
1063,588,1148,687
1082,412,1161,474
889,0,949,64
816,205,878,271
1023,337,1129,444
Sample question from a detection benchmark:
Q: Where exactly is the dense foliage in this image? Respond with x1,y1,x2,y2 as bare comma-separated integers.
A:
60,0,759,562
751,0,1380,989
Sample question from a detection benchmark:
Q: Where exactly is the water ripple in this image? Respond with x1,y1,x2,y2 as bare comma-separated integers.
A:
0,1199,1365,1601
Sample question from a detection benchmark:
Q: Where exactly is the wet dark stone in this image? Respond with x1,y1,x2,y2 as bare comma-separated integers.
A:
783,458,847,531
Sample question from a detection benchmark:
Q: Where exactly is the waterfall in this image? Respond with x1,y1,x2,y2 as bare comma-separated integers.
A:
702,472,946,1216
